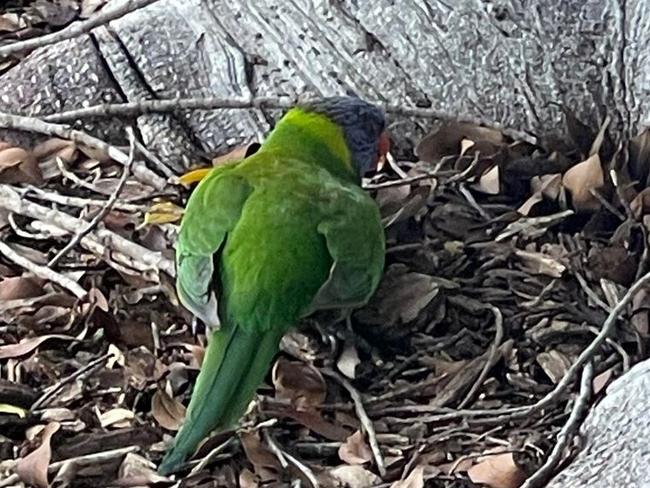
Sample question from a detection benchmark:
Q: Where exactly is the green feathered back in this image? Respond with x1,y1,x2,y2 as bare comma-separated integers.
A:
159,107,385,474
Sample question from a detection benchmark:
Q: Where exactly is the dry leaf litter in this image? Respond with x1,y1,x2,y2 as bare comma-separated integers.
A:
1,14,650,486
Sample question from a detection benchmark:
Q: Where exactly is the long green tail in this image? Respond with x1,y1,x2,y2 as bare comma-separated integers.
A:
158,323,283,475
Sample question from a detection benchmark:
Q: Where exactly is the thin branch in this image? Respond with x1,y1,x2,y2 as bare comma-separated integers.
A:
41,96,538,145
520,362,594,488
458,306,504,408
43,96,295,123
0,0,160,58
18,185,143,212
264,430,319,488
188,438,235,475
0,241,87,298
48,128,136,267
0,446,140,488
132,138,175,178
31,352,113,410
323,369,386,477
0,112,166,189
368,268,650,425
364,170,450,190
0,184,175,277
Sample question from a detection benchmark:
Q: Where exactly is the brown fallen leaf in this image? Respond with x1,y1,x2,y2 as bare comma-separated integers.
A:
15,421,60,488
515,249,566,278
117,452,170,485
98,407,135,428
0,276,45,300
587,245,638,287
239,468,259,488
151,389,186,431
473,164,500,195
467,452,526,488
338,430,372,465
536,350,572,384
272,357,326,410
631,188,650,219
212,142,260,166
0,334,76,360
329,465,382,488
391,465,425,488
0,13,23,32
415,122,504,163
33,138,77,162
518,173,562,216
337,343,360,379
240,431,282,484
592,367,614,395
0,146,43,185
270,405,349,441
562,154,605,211
357,264,441,326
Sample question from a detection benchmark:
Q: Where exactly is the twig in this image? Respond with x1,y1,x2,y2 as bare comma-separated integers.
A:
574,272,611,313
0,446,140,488
369,268,650,424
0,184,175,277
282,450,320,488
495,210,574,242
0,241,87,298
458,306,504,408
385,152,408,179
42,96,538,144
586,326,631,372
459,183,491,220
8,213,51,240
523,269,650,416
43,96,294,123
132,138,175,178
48,128,136,267
323,369,386,477
56,157,114,196
0,112,166,189
364,170,456,190
18,185,143,212
263,430,289,469
188,438,235,475
0,0,160,57
30,352,113,411
520,362,594,488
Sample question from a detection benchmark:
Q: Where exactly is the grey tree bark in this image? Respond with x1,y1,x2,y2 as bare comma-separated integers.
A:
1,0,649,485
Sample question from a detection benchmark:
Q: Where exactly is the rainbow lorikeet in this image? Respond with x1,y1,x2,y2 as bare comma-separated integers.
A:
159,97,389,474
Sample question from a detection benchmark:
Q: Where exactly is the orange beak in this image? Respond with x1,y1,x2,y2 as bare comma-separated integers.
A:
376,131,391,171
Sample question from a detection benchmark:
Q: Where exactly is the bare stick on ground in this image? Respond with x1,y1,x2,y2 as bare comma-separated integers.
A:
30,352,114,411
0,446,141,488
48,128,136,268
0,112,166,189
0,0,160,58
323,368,386,477
521,362,594,488
0,241,87,298
458,305,504,408
0,184,175,277
41,96,538,144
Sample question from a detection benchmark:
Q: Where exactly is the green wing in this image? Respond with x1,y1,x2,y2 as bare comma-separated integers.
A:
176,165,252,327
305,186,385,315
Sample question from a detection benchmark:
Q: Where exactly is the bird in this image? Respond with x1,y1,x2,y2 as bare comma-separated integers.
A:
158,96,388,475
